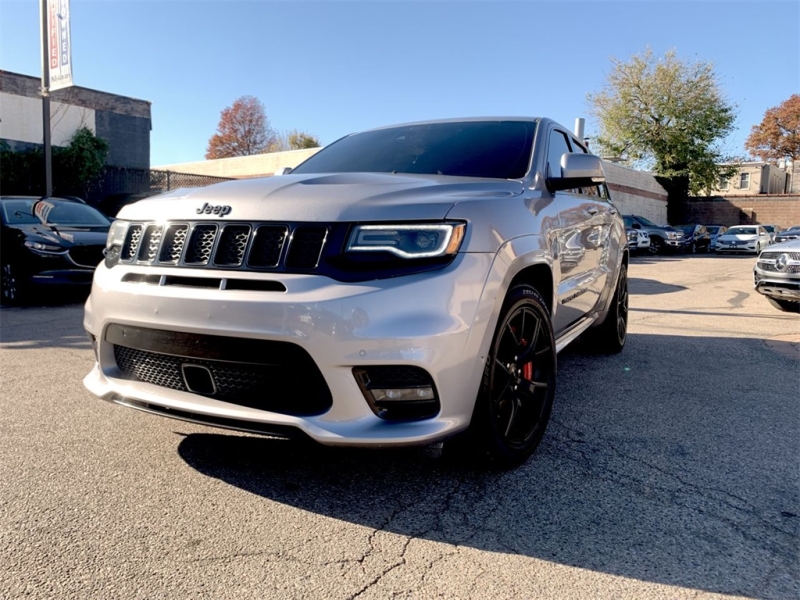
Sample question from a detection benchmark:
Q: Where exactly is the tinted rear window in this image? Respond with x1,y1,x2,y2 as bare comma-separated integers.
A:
291,121,536,180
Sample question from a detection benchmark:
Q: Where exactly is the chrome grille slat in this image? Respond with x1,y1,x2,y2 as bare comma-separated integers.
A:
118,221,328,272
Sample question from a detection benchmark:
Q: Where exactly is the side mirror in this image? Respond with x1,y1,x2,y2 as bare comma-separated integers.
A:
631,223,641,230
275,167,293,176
547,153,606,192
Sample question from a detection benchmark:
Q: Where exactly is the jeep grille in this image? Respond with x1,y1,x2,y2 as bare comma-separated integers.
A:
119,221,329,271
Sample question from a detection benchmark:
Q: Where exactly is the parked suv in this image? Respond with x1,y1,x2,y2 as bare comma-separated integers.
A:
754,239,800,312
623,215,682,254
83,118,629,467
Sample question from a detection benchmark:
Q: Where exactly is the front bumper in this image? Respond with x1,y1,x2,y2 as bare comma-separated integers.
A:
716,241,759,253
83,253,496,446
754,257,800,301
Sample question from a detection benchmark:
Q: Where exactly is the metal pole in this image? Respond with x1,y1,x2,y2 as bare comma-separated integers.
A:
39,0,52,197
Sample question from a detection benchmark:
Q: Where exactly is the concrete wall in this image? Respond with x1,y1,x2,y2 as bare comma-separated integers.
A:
682,195,800,230
0,70,151,169
602,161,669,225
154,148,321,178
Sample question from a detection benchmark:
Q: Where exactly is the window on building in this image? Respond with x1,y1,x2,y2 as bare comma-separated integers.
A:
718,177,729,191
739,172,750,189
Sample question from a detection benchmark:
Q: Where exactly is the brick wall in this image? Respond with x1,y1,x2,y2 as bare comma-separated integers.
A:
681,195,800,230
603,162,668,224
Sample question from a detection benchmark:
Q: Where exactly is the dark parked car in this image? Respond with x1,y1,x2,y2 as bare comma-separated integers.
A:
623,214,683,254
1,196,111,304
775,226,800,243
674,224,711,253
706,225,727,250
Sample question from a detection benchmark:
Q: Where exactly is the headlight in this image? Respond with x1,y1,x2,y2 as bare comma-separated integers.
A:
347,223,465,259
666,231,681,239
104,220,129,268
24,241,65,253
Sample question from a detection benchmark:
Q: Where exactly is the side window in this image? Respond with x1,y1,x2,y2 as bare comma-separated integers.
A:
547,130,572,179
569,140,587,153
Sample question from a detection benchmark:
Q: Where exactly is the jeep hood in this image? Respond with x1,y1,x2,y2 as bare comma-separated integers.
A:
118,173,524,222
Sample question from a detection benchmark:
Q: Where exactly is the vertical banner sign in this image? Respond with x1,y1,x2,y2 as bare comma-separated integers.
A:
47,0,73,91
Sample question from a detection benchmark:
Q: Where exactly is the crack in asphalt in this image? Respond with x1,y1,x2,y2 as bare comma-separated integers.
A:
548,420,798,556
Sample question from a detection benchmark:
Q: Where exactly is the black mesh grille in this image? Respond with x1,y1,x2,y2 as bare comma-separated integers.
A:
215,225,251,266
285,226,328,269
248,225,288,268
108,325,332,416
185,224,218,264
118,221,331,273
159,224,188,264
122,224,143,260
140,224,164,262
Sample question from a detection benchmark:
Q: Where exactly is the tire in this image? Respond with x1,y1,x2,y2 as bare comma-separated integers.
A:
1,261,26,306
444,285,556,468
691,241,697,254
583,263,629,354
649,237,663,255
767,297,800,313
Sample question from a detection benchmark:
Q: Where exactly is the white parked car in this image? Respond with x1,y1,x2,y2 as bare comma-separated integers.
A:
83,117,630,467
626,228,650,253
714,225,772,254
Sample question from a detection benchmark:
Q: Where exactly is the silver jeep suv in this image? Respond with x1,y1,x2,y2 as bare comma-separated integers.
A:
84,118,629,466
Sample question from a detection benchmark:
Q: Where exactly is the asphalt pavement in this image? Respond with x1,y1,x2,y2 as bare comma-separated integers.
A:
1,253,798,599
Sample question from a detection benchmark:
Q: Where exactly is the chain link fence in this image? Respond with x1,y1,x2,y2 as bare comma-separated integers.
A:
85,166,232,216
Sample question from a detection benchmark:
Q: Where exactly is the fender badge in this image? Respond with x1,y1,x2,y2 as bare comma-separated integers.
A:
196,202,232,216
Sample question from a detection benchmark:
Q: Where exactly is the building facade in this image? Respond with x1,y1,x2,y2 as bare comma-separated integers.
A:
0,70,151,170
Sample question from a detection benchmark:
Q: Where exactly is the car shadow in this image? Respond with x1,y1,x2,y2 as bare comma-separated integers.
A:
176,333,799,598
629,277,687,295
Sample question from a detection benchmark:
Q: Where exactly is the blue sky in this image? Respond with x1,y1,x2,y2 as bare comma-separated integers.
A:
1,0,798,166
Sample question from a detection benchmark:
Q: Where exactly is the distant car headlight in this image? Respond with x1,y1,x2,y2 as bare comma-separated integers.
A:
24,241,66,254
347,222,466,259
104,220,129,268
666,231,681,239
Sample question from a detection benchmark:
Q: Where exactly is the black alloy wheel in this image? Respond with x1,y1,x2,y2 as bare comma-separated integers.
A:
445,285,556,467
1,261,23,305
649,237,663,255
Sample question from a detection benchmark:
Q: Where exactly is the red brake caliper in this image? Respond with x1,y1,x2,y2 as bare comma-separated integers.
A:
520,338,533,381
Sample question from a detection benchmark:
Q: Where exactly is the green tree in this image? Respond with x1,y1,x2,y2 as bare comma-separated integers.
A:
268,129,321,152
745,94,800,161
53,127,109,195
588,48,738,205
0,127,108,197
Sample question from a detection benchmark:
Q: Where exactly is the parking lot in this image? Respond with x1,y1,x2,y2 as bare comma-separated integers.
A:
1,253,798,599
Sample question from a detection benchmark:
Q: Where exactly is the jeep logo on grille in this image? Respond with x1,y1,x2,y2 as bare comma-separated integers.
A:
196,202,232,216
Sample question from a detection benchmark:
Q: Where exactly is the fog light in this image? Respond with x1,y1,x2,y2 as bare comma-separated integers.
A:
353,366,440,421
371,387,435,402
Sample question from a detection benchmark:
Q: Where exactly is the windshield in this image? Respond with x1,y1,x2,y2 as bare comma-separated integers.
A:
706,226,720,234
677,225,695,234
291,120,537,179
726,226,756,236
2,199,110,226
633,215,659,227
